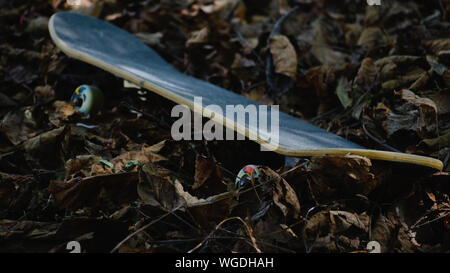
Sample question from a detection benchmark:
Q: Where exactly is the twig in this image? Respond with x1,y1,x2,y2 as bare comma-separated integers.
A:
233,29,264,65
362,121,402,153
188,216,261,253
268,6,300,40
238,163,305,196
110,205,183,253
119,101,171,129
411,211,450,230
225,0,242,22
266,6,300,94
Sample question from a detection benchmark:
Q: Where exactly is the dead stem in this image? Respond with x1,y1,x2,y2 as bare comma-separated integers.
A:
188,216,261,253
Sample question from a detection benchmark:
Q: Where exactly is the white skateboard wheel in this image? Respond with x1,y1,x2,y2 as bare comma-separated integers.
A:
235,165,261,188
71,84,104,115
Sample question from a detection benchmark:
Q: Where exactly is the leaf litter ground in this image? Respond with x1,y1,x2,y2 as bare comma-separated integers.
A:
0,0,449,253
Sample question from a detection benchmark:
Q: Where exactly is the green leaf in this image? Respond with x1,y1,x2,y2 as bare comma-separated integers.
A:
336,77,353,109
99,158,114,169
125,160,143,169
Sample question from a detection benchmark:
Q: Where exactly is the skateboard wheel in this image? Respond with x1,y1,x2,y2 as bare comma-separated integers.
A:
71,85,104,115
235,165,261,188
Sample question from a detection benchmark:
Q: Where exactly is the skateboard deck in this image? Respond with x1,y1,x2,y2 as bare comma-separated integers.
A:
48,12,443,171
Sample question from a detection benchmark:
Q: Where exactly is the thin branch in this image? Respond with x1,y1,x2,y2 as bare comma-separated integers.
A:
188,216,261,253
110,205,183,253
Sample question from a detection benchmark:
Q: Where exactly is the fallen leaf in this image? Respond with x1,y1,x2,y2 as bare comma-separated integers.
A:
425,39,450,55
269,35,298,79
193,155,223,192
49,172,139,210
398,89,437,114
186,27,209,47
306,65,336,115
52,100,75,121
134,32,164,47
444,70,450,87
242,85,274,105
354,58,377,88
329,211,370,234
143,140,167,153
310,154,386,196
421,132,450,149
91,150,167,175
138,162,234,228
426,55,448,76
65,155,101,180
357,27,387,52
34,85,55,101
429,92,450,115
336,77,352,109
21,126,70,169
385,111,419,137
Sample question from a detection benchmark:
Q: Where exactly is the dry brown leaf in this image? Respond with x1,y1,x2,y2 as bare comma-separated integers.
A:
306,65,336,115
303,209,371,252
186,27,209,47
91,150,167,175
1,107,48,145
269,35,298,79
382,68,425,90
425,39,450,55
365,5,381,25
34,85,55,101
427,55,448,76
138,162,233,228
143,140,167,153
343,23,362,46
134,32,164,47
385,112,419,137
429,92,450,115
421,132,450,149
398,89,437,114
310,46,348,66
242,85,274,105
375,55,421,72
52,100,75,121
310,154,386,196
51,0,63,9
278,0,291,15
193,155,223,190
49,172,138,210
22,126,70,169
444,70,450,87
209,0,246,19
259,167,301,219
329,211,370,234
65,155,101,180
355,58,377,87
438,50,450,65
409,69,432,90
357,27,386,52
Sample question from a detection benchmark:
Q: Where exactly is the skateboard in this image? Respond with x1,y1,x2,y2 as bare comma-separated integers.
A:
48,12,443,171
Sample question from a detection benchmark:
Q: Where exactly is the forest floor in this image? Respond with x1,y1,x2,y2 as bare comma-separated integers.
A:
0,0,449,253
